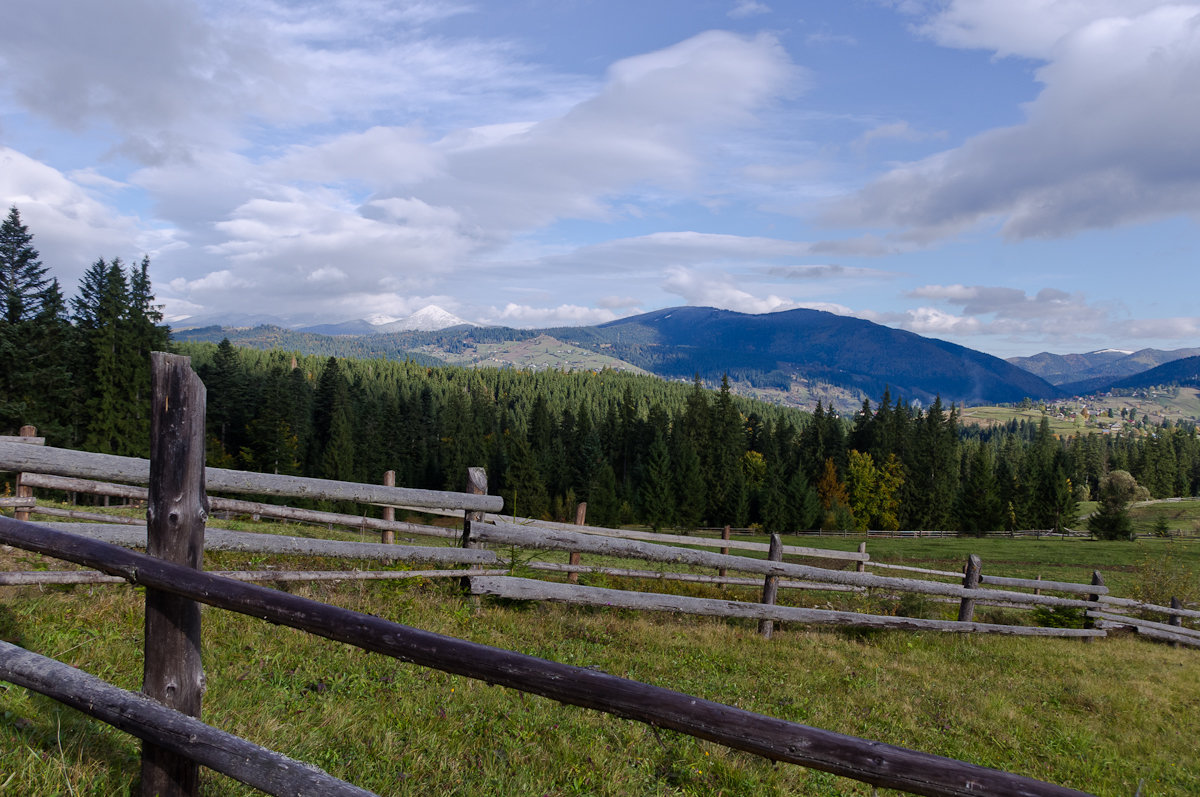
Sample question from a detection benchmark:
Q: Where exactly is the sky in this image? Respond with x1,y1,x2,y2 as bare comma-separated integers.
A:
2,0,1199,359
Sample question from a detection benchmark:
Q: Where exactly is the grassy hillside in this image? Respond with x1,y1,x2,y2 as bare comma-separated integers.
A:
1,512,1198,796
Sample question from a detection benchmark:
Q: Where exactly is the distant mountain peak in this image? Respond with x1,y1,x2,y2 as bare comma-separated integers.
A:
375,305,476,332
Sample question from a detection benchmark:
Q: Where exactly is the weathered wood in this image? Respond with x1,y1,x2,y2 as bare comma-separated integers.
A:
40,523,497,563
1086,610,1200,640
0,441,503,512
1091,619,1200,649
1170,597,1183,648
21,472,460,540
0,568,511,586
856,542,867,573
0,640,374,796
1099,594,1200,620
1082,571,1104,644
30,505,145,524
981,574,1107,595
568,501,586,584
472,520,1096,610
13,426,36,522
957,555,982,623
866,562,964,578
0,496,36,508
471,577,1105,640
521,562,866,592
484,515,868,561
718,525,731,587
460,468,488,550
0,517,1096,797
759,534,783,639
142,352,207,797
381,470,396,544
0,433,45,445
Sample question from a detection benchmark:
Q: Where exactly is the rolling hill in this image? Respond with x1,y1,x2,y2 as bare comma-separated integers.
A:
175,306,1061,407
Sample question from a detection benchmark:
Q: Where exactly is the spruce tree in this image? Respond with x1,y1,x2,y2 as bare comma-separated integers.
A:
0,206,49,324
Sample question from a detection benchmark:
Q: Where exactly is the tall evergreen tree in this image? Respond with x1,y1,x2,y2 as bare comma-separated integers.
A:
0,207,50,324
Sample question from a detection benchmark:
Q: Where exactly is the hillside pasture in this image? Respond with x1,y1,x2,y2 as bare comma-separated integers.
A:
1,509,1199,796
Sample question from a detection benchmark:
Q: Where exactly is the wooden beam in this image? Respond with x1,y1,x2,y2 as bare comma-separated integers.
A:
0,517,1095,797
472,520,1099,610
38,522,497,564
981,574,1107,595
20,472,460,540
471,576,1105,640
758,534,782,639
0,442,503,512
141,352,207,797
0,640,374,796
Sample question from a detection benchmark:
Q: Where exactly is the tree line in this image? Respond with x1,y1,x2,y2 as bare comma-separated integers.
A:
4,203,1198,534
0,207,169,455
178,342,1200,535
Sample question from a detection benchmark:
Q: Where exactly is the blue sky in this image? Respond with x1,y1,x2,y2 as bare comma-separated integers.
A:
2,0,1199,358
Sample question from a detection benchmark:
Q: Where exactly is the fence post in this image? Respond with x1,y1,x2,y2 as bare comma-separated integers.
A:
1169,596,1182,648
718,525,731,589
381,470,396,544
856,541,866,573
141,353,208,797
957,554,982,623
1083,571,1104,643
758,534,783,639
13,426,37,522
567,502,586,584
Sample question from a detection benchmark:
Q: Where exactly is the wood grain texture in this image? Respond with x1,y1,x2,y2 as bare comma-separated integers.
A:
0,640,374,796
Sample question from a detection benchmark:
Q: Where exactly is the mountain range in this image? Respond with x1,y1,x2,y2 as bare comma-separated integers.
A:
171,304,1200,408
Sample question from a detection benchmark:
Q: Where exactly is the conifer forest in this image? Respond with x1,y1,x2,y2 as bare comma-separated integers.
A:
3,205,1199,536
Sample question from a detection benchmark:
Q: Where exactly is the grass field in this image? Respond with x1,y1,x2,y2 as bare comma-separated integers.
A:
1,511,1198,796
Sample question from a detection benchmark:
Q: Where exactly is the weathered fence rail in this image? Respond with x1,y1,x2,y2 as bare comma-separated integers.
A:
470,576,1104,639
0,515,1093,797
17,472,462,540
0,440,503,513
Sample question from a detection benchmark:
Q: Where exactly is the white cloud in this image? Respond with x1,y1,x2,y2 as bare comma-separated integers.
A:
0,147,162,286
728,1,771,20
661,266,797,314
826,3,1200,241
484,303,620,327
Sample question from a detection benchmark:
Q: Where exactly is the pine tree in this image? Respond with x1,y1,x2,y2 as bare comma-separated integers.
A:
639,430,675,531
0,207,50,324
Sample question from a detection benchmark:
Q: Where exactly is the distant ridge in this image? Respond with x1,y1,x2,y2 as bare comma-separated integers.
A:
1009,347,1200,386
174,305,1064,406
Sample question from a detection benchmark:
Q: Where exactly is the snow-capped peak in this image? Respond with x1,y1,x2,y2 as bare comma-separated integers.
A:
374,305,476,332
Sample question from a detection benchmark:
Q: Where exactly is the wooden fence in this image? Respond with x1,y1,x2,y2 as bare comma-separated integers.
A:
0,353,1111,796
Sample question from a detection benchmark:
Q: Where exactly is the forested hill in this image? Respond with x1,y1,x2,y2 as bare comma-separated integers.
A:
550,306,1060,405
176,306,1062,407
171,341,1200,536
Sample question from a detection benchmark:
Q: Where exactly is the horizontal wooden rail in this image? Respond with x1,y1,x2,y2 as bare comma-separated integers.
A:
0,517,1092,797
40,522,494,564
29,505,145,524
981,574,1106,595
0,434,45,446
21,473,461,540
472,520,1101,610
472,577,1104,639
1099,595,1200,621
0,640,373,796
521,561,865,592
0,497,36,509
866,562,963,578
0,442,503,512
1087,610,1200,640
488,515,868,561
0,568,509,587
